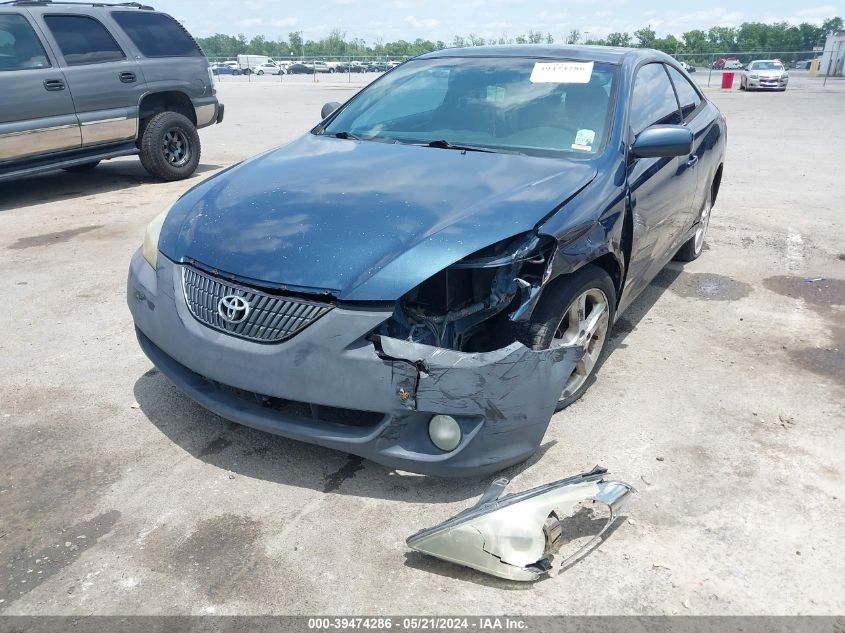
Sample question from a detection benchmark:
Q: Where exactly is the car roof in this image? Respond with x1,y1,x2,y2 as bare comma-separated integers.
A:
417,44,671,65
0,1,156,12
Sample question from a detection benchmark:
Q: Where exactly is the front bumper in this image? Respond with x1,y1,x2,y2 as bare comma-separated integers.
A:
127,251,582,477
747,77,788,89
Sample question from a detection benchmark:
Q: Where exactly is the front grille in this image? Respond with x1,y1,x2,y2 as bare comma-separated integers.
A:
182,266,332,343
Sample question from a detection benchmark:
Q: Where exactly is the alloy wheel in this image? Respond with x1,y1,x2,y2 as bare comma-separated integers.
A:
162,129,190,167
552,288,610,399
693,192,712,255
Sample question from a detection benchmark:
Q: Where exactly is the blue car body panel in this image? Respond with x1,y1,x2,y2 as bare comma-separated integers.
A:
159,133,597,300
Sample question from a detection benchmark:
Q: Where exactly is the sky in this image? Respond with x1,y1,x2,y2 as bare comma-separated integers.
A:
151,1,844,43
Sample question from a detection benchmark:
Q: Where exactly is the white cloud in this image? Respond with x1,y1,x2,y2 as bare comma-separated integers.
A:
404,15,441,29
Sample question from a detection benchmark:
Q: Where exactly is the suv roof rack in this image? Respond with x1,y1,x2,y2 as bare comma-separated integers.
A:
1,1,154,9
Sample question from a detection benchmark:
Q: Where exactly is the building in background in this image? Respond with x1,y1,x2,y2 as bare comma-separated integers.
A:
819,32,845,77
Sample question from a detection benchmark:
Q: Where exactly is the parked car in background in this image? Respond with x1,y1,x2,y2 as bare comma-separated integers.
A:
211,61,241,75
252,62,283,75
0,2,223,182
712,57,743,70
679,61,696,72
312,61,331,73
793,59,812,69
287,61,314,74
740,60,789,91
237,54,282,74
334,60,367,73
129,46,725,476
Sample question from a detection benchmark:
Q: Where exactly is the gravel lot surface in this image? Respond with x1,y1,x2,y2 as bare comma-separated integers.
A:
1,70,843,615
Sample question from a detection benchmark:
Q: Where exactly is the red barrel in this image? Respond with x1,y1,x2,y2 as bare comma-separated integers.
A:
721,72,734,89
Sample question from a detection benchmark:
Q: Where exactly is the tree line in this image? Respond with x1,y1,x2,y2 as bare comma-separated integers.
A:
196,17,843,60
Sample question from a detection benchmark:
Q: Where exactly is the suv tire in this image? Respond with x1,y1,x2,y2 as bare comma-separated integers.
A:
62,161,100,173
513,264,616,411
139,111,201,181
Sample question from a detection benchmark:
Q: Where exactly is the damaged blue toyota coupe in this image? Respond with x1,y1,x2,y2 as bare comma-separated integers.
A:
128,45,726,476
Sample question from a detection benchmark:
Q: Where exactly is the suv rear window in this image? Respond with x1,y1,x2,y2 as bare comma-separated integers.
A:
111,12,202,58
43,14,125,65
0,13,50,70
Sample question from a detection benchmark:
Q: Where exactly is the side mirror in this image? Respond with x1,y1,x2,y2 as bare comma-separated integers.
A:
321,101,341,119
631,125,693,159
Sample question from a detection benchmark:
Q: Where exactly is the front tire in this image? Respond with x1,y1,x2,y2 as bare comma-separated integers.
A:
138,111,201,181
515,264,616,410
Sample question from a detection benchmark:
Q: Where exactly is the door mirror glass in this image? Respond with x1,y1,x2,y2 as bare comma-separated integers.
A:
321,101,341,119
631,125,693,159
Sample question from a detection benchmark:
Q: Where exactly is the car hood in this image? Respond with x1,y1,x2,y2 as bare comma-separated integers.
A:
159,134,597,301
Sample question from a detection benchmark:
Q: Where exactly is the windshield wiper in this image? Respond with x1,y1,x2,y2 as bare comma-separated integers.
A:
425,139,524,155
331,131,363,140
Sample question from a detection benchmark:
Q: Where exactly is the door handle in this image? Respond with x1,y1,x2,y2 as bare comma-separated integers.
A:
119,71,136,83
43,79,65,91
686,154,699,168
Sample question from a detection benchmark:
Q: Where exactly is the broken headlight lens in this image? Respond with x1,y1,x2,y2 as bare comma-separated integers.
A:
142,205,173,269
407,466,634,581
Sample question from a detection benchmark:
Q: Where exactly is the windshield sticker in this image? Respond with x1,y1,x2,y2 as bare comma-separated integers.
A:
530,61,594,84
572,129,595,151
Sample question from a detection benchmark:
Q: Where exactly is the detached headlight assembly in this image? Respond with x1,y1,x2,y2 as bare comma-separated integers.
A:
142,206,172,269
407,466,634,581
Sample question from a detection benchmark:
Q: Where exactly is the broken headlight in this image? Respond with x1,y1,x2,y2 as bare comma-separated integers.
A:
379,232,555,351
407,466,634,581
142,204,174,269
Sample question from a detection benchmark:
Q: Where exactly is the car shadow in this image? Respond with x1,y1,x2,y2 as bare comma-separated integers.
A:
0,160,222,212
132,370,556,504
572,263,686,398
131,264,685,504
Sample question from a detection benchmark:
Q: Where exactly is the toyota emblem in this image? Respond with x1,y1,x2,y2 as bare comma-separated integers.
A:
218,294,250,324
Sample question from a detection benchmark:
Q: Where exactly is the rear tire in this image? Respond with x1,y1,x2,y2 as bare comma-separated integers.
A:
514,264,616,411
675,187,713,262
62,161,100,173
138,111,201,181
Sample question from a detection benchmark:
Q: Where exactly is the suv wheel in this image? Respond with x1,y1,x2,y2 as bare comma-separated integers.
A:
62,161,100,173
139,111,201,181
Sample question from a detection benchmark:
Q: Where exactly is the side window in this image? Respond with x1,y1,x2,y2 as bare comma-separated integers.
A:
111,12,203,58
666,66,702,119
0,13,50,70
629,63,681,136
43,14,125,66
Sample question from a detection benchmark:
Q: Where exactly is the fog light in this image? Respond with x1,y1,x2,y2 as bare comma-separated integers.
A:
429,415,461,452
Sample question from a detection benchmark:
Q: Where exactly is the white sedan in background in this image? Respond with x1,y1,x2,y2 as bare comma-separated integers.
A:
740,60,789,91
251,63,284,75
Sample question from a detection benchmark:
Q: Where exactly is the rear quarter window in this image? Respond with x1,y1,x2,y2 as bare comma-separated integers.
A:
43,14,125,65
111,11,203,58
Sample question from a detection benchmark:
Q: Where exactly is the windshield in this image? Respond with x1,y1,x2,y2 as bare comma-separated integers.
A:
749,61,783,71
319,57,618,157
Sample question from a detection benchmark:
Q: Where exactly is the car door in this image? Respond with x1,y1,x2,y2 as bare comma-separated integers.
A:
0,11,80,163
666,64,711,230
36,11,145,146
624,62,697,299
